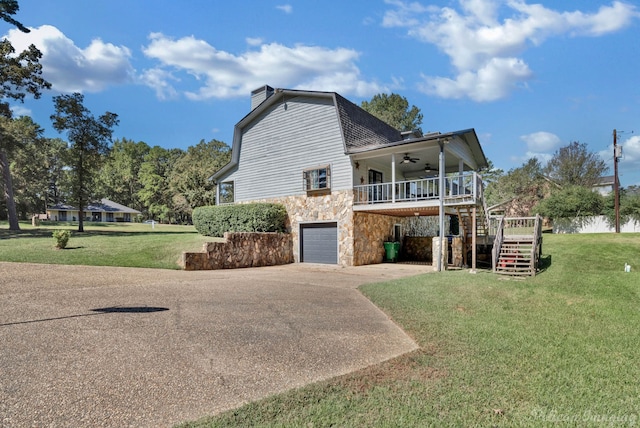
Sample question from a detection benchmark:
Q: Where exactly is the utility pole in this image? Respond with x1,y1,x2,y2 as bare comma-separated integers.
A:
613,129,620,233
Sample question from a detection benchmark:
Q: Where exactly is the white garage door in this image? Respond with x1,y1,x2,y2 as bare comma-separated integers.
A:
300,222,338,264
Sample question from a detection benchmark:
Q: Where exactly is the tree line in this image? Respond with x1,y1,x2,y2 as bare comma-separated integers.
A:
483,141,640,226
0,117,231,225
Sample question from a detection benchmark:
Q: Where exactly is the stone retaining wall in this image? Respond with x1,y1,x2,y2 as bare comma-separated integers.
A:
181,232,293,270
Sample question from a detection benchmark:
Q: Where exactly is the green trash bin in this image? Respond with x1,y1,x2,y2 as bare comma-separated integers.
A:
384,241,400,262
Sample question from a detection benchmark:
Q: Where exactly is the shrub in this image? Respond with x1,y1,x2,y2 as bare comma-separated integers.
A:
534,185,604,220
193,203,288,237
52,230,71,249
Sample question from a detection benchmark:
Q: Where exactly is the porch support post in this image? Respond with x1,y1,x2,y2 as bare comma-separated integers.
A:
391,153,396,203
458,159,464,195
472,205,477,272
438,141,445,272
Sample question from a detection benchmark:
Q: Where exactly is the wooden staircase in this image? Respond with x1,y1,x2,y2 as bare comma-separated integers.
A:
456,197,493,267
492,215,543,276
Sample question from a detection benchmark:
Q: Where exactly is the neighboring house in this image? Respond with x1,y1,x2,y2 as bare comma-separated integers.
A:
211,85,489,268
593,175,615,196
47,199,141,222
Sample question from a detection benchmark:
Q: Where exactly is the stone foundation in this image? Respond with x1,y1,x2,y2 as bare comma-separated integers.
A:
451,236,463,267
245,190,354,265
223,192,456,267
181,232,293,270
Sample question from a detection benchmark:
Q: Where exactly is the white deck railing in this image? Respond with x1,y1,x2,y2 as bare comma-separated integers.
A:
353,172,481,206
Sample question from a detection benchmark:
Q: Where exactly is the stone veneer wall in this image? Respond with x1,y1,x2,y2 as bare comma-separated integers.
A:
181,232,292,270
353,212,399,265
245,190,354,266
208,192,456,267
353,213,455,266
404,215,450,237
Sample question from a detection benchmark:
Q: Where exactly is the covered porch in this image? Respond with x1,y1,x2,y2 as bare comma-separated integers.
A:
348,129,489,271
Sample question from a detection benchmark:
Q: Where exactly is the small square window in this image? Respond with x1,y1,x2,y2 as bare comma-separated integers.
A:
219,181,234,204
303,166,331,192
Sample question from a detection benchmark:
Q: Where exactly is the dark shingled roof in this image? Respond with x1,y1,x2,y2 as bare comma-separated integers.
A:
334,93,402,153
212,87,407,181
48,199,141,214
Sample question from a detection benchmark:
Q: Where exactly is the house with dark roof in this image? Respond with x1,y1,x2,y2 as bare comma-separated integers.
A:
47,199,141,222
592,175,615,196
211,85,489,269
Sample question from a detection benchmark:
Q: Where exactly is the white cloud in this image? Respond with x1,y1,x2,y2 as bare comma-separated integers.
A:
139,68,179,100
246,37,263,46
419,57,532,101
508,131,562,165
276,4,293,14
10,105,32,117
520,131,562,152
5,25,134,93
384,0,639,101
382,0,430,28
141,33,388,100
620,136,640,163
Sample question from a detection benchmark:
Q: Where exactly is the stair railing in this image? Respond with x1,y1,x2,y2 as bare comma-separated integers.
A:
492,216,505,273
479,195,491,236
532,214,543,275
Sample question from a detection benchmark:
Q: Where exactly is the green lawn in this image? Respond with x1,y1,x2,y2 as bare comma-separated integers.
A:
181,233,640,427
0,221,215,269
2,223,638,426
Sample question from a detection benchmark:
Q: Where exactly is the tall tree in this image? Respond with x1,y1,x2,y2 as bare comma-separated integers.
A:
0,0,51,229
169,139,230,220
0,1,29,32
97,138,150,212
50,93,118,232
138,146,183,223
42,137,68,207
5,115,47,217
485,157,548,216
545,141,608,188
361,93,423,133
479,158,504,186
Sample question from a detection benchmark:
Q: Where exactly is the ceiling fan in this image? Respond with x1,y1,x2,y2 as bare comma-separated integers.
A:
424,163,438,173
400,153,419,164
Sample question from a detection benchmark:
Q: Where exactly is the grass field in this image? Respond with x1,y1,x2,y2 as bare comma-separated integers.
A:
0,221,214,269
2,223,639,426
180,233,640,427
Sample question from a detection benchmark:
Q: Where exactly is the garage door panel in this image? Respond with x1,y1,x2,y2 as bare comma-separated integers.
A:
301,223,337,264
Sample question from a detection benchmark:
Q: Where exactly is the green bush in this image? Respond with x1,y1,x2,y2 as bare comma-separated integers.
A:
193,203,288,237
52,230,71,249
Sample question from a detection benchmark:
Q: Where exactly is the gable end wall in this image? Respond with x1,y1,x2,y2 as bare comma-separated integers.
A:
222,96,353,202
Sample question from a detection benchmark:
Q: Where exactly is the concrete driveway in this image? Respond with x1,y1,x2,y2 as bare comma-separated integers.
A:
0,262,427,427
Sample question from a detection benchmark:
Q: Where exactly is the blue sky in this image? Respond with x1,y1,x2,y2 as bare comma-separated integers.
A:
5,1,640,185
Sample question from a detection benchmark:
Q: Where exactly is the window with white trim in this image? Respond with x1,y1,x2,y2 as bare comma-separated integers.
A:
219,181,235,204
303,165,331,192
